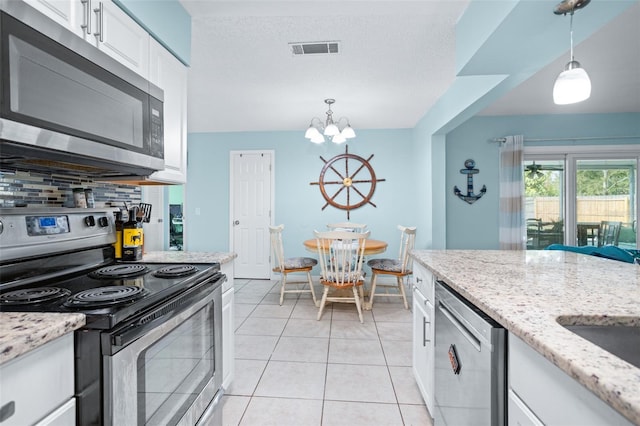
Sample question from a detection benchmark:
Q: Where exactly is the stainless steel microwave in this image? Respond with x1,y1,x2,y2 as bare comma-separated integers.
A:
0,1,164,177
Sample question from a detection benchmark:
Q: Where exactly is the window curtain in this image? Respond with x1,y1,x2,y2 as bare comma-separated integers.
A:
499,135,525,250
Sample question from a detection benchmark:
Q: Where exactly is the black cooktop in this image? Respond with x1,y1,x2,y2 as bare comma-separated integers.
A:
0,261,221,329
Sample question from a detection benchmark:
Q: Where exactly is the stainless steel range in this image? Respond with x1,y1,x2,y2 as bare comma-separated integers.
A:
0,208,225,426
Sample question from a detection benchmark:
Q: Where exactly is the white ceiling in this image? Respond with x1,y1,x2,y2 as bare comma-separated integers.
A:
181,0,640,134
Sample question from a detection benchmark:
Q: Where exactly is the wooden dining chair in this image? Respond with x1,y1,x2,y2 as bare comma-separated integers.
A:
598,221,622,246
315,229,370,323
269,225,317,306
366,225,416,309
326,222,367,232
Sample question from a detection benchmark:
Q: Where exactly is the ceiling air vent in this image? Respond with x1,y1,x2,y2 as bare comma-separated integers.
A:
289,41,340,56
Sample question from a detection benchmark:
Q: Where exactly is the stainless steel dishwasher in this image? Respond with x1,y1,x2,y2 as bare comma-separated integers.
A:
434,281,506,426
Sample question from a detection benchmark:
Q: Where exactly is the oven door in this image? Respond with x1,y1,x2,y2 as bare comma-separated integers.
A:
104,278,223,426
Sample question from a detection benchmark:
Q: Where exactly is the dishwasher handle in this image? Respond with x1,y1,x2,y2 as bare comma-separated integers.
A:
438,299,482,352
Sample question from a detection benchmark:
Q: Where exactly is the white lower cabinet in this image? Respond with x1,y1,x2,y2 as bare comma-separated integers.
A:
412,262,434,416
221,261,235,391
508,333,633,426
0,333,75,426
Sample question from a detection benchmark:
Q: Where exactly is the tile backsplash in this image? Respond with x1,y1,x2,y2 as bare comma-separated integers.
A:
0,170,141,209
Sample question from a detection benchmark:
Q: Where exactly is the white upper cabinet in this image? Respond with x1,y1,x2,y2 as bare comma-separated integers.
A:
148,38,188,184
23,0,85,37
93,1,149,77
23,0,149,78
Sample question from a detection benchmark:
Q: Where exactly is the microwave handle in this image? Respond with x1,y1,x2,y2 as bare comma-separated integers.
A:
81,0,91,35
93,2,104,43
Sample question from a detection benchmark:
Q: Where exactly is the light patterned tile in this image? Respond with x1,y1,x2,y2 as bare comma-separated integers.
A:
271,336,329,363
325,363,396,403
283,318,331,338
235,317,288,336
400,403,434,426
254,360,326,400
234,334,278,360
240,396,322,426
381,339,412,367
250,303,295,319
388,366,424,404
376,321,412,341
226,359,267,396
330,319,378,339
328,338,386,366
322,400,403,426
371,306,412,323
221,395,250,426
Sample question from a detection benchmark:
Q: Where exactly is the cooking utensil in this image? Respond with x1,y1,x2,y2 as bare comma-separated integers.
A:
138,203,152,223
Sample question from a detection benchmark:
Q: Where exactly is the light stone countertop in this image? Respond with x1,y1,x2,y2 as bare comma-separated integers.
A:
0,312,85,365
142,251,236,265
410,249,640,425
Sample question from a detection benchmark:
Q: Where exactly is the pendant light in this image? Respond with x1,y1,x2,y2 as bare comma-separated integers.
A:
553,0,592,105
304,99,356,144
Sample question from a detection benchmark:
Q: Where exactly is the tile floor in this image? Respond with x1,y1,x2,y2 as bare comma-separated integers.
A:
221,278,433,426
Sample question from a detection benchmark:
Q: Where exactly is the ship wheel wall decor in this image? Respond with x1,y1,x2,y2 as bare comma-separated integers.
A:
310,145,386,219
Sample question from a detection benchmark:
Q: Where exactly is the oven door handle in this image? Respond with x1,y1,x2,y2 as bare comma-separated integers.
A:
110,275,224,350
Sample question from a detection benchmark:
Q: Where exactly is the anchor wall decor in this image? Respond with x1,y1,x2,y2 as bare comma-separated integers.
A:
453,159,486,204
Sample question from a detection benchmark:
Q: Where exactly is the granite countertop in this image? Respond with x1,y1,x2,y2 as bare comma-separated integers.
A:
410,249,640,425
0,312,85,365
142,251,236,264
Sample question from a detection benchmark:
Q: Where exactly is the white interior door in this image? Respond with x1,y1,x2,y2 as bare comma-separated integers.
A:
230,151,273,279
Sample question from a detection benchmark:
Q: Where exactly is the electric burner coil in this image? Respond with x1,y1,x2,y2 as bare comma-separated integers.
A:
0,287,71,305
89,264,150,279
153,265,198,278
64,285,148,308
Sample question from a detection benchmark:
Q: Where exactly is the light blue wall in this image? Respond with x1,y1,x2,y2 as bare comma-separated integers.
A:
114,0,191,65
185,129,417,260
445,113,640,249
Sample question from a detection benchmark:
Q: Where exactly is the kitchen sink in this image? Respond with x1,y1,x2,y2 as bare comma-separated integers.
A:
558,319,640,369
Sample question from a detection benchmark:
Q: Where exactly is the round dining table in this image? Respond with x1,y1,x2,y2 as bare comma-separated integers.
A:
303,238,388,255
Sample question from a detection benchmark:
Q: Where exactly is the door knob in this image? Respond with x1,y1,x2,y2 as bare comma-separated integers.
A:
234,220,240,225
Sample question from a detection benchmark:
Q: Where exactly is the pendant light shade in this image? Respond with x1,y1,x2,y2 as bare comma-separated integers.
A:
552,2,591,105
553,60,591,104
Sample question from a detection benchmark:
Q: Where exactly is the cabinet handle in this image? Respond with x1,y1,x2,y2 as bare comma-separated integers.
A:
81,0,91,34
0,401,15,422
423,317,431,346
93,2,104,43
416,277,423,283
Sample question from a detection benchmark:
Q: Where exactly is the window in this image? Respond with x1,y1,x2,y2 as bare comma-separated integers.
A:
525,146,639,250
524,159,565,249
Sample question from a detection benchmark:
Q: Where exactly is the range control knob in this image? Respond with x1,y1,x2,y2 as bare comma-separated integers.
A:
97,217,109,227
84,216,96,227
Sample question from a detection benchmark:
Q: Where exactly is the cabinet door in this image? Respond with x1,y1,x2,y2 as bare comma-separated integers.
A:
22,0,86,38
0,334,74,426
509,333,634,426
93,1,149,77
412,286,434,415
148,39,188,184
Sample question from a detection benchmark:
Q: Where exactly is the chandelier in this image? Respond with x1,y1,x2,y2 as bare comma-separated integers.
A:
552,0,592,105
304,99,356,144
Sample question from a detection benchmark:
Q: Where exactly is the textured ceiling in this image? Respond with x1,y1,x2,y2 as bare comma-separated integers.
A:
480,1,640,116
181,0,640,134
